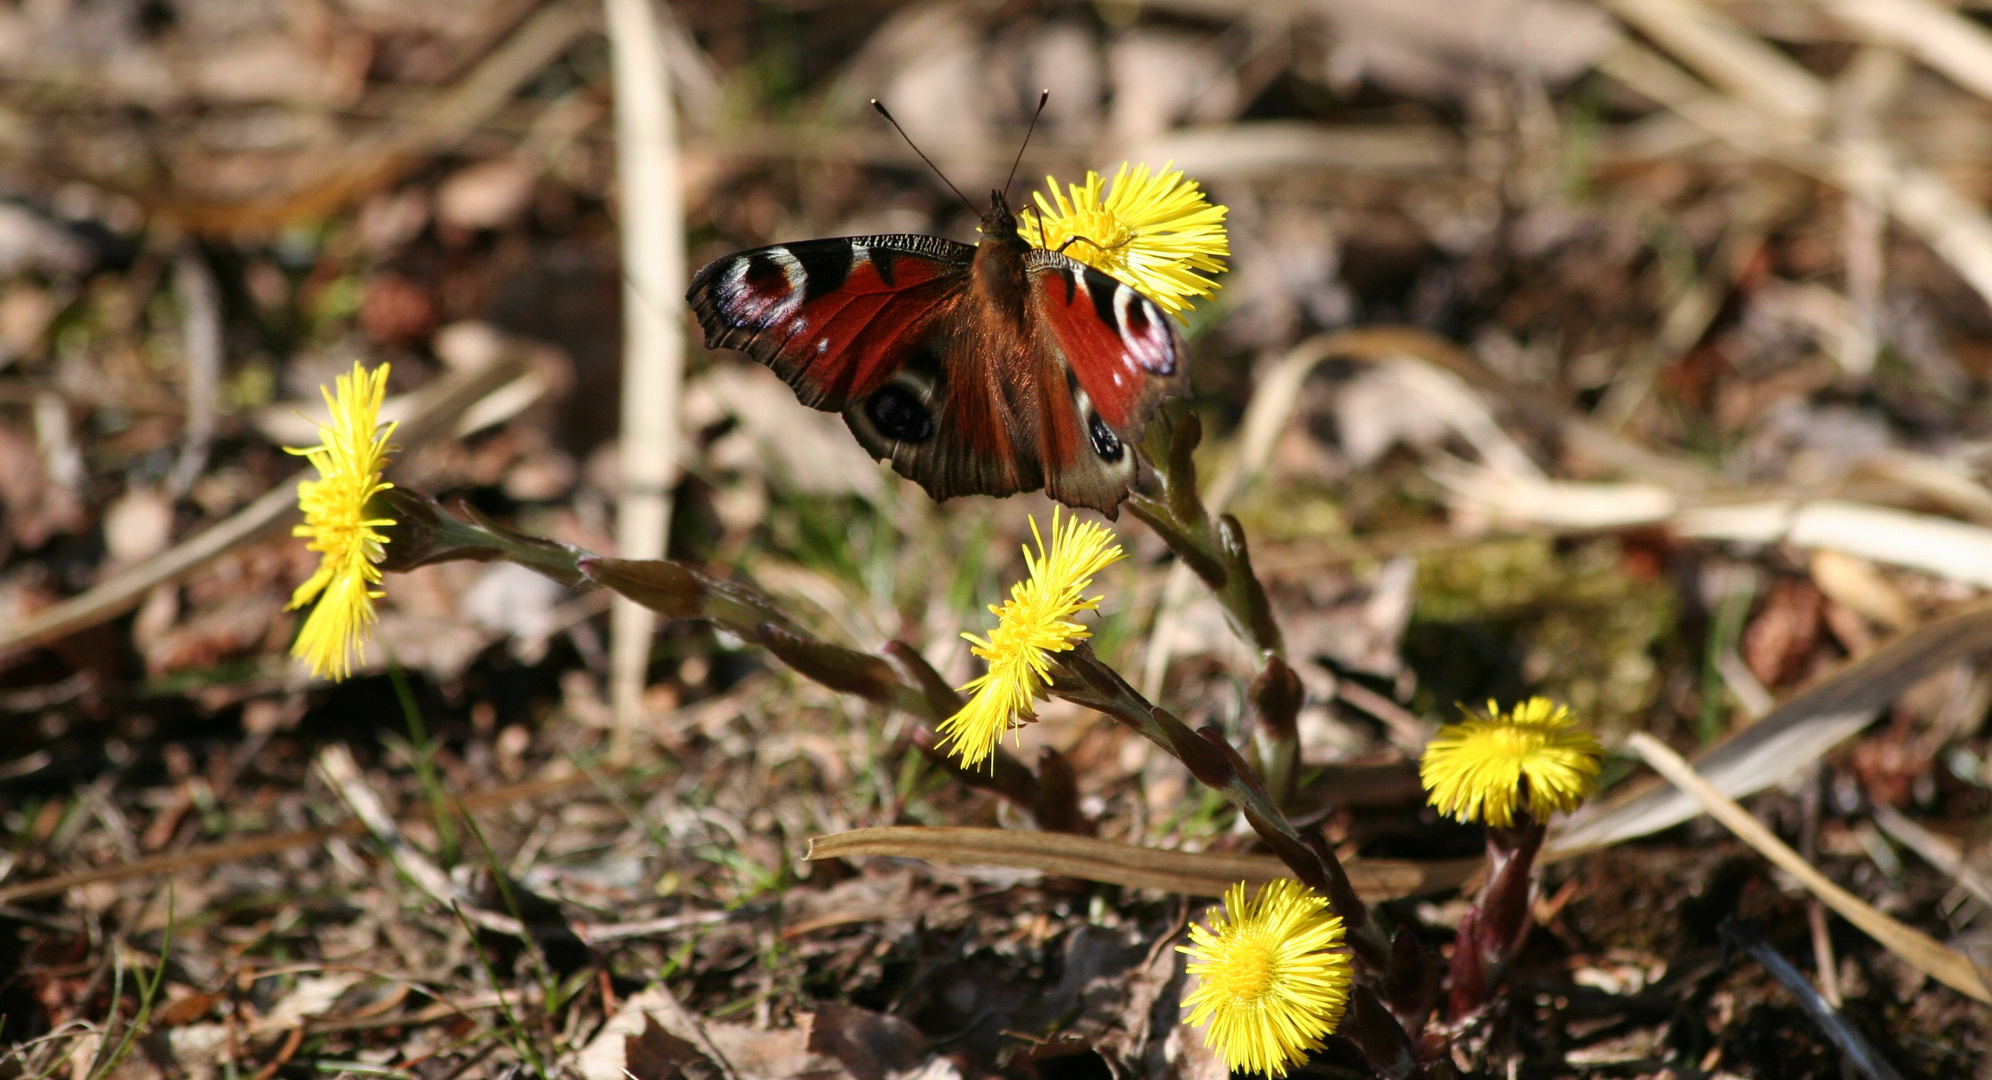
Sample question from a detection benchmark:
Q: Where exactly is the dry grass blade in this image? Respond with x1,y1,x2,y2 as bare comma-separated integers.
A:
1599,37,1992,315
1675,501,1992,587
804,826,1479,900
0,347,528,657
166,2,597,233
1870,805,1992,911
315,745,469,910
1817,0,1992,104
1122,122,1461,179
604,0,689,763
1435,466,1992,587
1552,601,1992,854
1601,0,1827,123
1624,733,1992,1004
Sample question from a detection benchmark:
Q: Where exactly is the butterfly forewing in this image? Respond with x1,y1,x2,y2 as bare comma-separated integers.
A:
1020,251,1185,511
688,235,974,411
1024,250,1184,432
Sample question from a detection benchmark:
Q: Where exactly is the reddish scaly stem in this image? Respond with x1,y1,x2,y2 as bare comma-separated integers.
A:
1446,816,1546,1023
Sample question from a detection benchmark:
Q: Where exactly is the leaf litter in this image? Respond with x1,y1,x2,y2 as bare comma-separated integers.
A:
4,0,1992,1077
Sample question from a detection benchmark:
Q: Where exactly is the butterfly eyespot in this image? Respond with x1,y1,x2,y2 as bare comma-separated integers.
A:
1088,412,1123,463
866,385,934,443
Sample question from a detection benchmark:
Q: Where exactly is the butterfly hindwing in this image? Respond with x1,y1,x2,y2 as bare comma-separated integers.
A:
842,335,1048,507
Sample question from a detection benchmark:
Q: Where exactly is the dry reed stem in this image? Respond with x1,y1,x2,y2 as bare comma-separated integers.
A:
1870,805,1992,911
806,825,1479,901
168,247,222,495
604,0,688,764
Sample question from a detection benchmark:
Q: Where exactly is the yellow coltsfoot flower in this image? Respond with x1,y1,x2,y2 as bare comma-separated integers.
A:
287,362,397,681
1020,161,1228,317
938,509,1125,769
1180,879,1352,1078
1420,696,1604,828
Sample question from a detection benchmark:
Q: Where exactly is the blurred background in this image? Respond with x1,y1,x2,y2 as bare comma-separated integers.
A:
4,0,1992,1075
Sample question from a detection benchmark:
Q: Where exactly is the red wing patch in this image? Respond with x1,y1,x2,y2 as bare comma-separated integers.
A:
1028,258,1182,431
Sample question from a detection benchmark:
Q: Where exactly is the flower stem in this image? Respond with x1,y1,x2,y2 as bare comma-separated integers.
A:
374,488,1069,825
1129,409,1301,806
1052,644,1391,970
1446,817,1546,1023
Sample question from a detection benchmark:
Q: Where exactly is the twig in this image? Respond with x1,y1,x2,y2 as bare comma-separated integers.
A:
603,0,689,764
1626,732,1992,1003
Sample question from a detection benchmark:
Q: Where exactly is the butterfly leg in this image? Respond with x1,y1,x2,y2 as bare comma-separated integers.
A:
1055,235,1116,257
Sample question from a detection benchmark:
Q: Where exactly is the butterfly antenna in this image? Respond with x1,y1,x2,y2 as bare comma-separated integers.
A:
871,99,979,216
1004,89,1051,198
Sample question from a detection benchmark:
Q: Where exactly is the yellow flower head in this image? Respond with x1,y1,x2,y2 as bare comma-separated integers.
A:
1180,879,1351,1078
1420,697,1603,828
286,362,397,681
937,509,1125,769
1019,161,1228,317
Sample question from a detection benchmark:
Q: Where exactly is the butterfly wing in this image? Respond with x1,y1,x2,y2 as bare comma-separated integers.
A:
1022,250,1189,513
688,235,1189,516
689,233,1045,502
687,234,974,411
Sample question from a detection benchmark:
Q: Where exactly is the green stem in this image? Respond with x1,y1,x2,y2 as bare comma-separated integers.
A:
1131,409,1299,806
1052,644,1390,970
373,489,1059,824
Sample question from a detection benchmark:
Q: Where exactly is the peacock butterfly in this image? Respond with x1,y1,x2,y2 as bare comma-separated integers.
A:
685,102,1188,517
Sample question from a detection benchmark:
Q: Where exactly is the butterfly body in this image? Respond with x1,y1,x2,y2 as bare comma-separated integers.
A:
687,193,1187,515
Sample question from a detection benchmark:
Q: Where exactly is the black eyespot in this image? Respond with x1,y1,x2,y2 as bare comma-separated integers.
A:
867,385,934,443
1089,412,1123,463
1125,300,1150,333
743,253,785,290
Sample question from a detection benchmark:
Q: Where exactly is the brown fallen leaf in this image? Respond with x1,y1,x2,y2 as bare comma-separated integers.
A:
1742,576,1823,687
805,1004,930,1080
625,1016,724,1080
